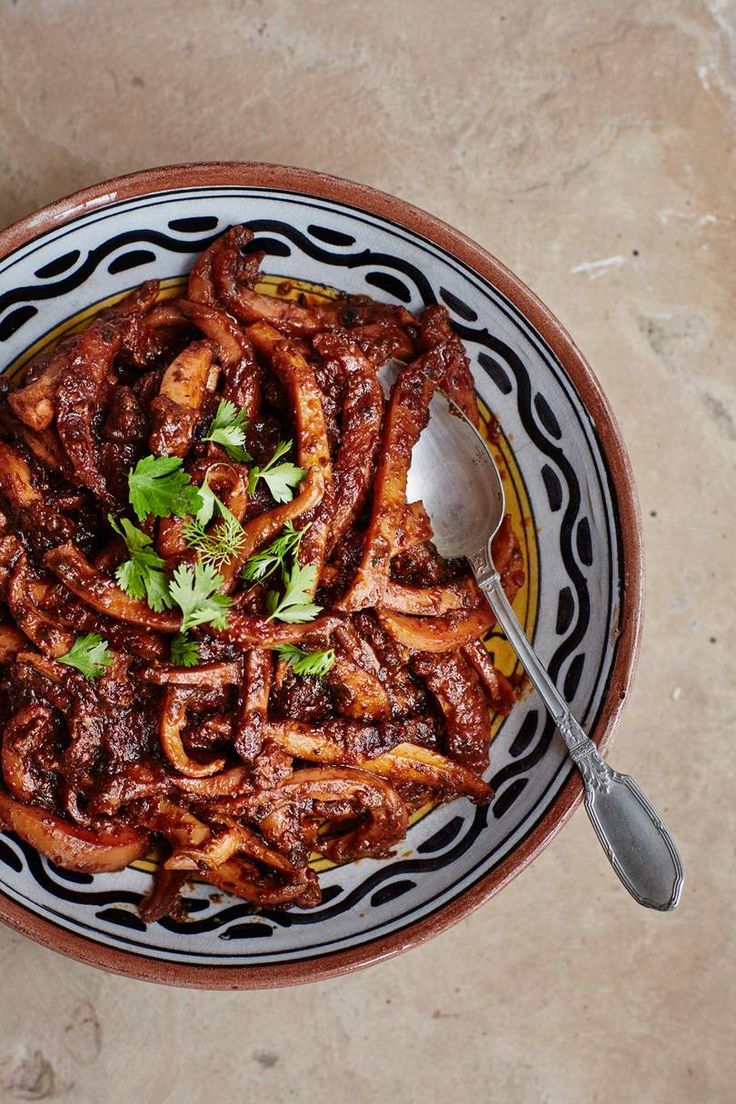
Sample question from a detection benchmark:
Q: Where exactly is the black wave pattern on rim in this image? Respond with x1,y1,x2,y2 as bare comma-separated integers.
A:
251,803,492,932
245,219,438,306
0,221,592,955
0,216,440,349
0,803,492,942
0,833,143,910
0,228,222,332
0,830,293,941
455,319,592,687
0,804,495,943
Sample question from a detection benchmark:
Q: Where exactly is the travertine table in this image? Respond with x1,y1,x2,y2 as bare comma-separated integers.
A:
0,2,733,1101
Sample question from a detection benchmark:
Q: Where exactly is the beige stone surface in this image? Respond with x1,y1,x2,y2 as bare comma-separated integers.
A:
0,0,734,1101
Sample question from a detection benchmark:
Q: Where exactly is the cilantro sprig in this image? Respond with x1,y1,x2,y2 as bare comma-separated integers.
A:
58,634,112,680
109,516,175,612
247,439,305,504
241,521,308,585
275,643,335,677
110,460,236,636
170,632,200,668
128,455,203,522
194,476,219,527
203,400,252,462
266,562,322,624
242,520,321,623
169,563,233,634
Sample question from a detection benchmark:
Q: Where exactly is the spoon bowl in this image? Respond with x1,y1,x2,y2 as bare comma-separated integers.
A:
380,358,505,560
407,390,505,561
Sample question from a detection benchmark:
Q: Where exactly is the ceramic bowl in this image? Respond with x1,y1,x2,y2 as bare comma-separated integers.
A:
0,163,642,987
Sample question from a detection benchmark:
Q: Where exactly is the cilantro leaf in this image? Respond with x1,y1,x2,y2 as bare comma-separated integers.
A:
169,562,233,634
109,516,175,612
247,439,305,504
241,521,308,584
202,400,252,462
137,569,174,614
275,643,336,677
194,476,219,527
128,455,203,522
261,462,308,504
265,561,322,624
170,632,200,668
58,634,112,680
250,437,290,480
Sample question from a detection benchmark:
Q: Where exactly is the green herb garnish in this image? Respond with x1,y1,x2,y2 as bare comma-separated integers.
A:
194,476,219,527
168,562,232,634
183,506,246,571
275,643,335,677
170,632,200,668
182,474,247,571
265,562,322,624
109,516,175,612
202,400,252,462
58,634,112,680
241,521,308,584
128,455,203,522
247,439,305,504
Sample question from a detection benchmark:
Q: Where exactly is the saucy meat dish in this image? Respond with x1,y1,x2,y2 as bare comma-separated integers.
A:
0,226,524,921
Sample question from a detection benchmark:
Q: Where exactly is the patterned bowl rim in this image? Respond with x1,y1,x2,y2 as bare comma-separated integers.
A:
0,162,644,988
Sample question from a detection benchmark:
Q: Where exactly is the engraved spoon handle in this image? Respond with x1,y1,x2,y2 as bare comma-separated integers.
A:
470,551,684,911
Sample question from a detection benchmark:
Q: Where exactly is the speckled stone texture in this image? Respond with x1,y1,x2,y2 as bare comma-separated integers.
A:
0,1,733,1101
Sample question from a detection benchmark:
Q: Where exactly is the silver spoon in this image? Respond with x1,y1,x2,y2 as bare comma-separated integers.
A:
390,368,683,911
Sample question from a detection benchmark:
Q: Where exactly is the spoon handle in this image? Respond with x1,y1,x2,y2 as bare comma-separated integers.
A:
473,560,683,911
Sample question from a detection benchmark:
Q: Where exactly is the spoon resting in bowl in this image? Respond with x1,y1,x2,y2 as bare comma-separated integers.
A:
386,364,683,911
